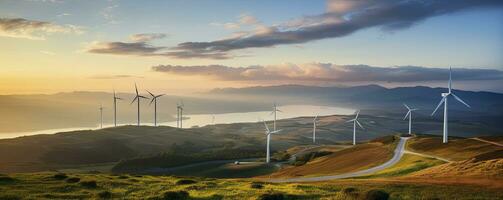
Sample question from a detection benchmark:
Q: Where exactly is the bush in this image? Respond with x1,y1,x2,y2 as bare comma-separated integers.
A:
0,176,15,183
259,193,284,200
250,182,264,189
175,179,197,185
163,190,189,200
342,187,357,194
97,191,112,199
364,190,389,200
0,194,22,200
80,180,98,188
66,177,80,183
53,173,68,180
117,175,129,179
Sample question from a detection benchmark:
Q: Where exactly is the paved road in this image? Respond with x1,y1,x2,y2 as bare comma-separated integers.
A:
471,137,503,147
267,137,410,183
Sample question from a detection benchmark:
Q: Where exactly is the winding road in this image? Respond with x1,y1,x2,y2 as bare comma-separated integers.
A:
268,137,410,183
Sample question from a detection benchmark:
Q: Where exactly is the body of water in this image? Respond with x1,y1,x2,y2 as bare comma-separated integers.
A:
0,105,354,139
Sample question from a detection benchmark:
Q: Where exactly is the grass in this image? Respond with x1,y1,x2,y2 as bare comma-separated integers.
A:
356,154,445,178
267,137,398,178
0,172,502,199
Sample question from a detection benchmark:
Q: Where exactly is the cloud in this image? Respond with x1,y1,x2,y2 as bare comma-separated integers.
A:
129,33,167,42
170,0,503,59
152,63,503,83
210,13,259,30
88,74,144,79
86,1,503,59
86,33,230,59
0,17,84,40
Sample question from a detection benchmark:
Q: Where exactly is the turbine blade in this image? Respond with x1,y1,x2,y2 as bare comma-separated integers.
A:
346,119,355,123
157,94,165,98
356,120,364,130
431,97,446,116
403,111,411,120
135,83,139,95
452,93,470,108
355,110,360,119
263,121,270,133
449,67,452,93
146,90,154,97
131,96,138,104
149,98,155,105
313,115,318,121
271,129,282,134
403,103,410,110
276,109,283,113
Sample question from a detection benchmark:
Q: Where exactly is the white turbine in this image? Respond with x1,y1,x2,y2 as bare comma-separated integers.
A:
312,115,318,144
346,110,364,145
403,104,418,135
147,90,164,126
99,104,104,129
270,102,282,131
177,101,184,128
131,83,149,126
263,121,282,163
431,67,470,143
113,90,122,127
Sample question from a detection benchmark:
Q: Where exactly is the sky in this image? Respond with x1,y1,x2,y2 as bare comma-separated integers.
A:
0,0,502,94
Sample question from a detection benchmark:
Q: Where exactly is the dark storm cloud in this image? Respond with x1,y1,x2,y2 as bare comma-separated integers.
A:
152,64,503,82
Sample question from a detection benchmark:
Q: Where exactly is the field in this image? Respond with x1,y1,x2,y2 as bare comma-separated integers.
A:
1,172,502,200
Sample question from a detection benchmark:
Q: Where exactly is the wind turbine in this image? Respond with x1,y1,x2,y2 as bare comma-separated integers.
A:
403,104,418,135
147,90,164,126
113,90,122,127
431,67,470,143
177,101,184,128
270,102,282,131
346,110,364,145
99,104,104,129
263,121,282,163
131,83,149,126
312,115,318,144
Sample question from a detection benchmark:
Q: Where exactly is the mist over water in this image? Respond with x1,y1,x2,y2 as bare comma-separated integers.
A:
0,105,354,139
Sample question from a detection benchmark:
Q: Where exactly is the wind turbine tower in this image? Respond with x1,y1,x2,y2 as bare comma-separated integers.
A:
431,67,470,143
113,90,122,127
131,83,149,126
177,101,184,128
313,115,318,144
271,102,282,131
147,90,164,126
263,121,282,163
346,110,364,145
403,104,418,135
99,104,104,129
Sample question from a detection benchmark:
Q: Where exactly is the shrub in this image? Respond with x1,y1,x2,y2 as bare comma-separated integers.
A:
250,182,264,189
364,190,389,200
53,173,68,180
117,175,129,179
97,191,112,199
0,194,22,200
163,190,189,200
0,176,15,183
66,177,80,183
175,179,197,185
259,193,284,200
80,180,98,188
342,187,357,194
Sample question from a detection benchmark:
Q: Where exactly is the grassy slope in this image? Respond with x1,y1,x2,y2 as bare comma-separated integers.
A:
356,154,446,179
0,173,502,200
267,137,398,178
407,135,502,161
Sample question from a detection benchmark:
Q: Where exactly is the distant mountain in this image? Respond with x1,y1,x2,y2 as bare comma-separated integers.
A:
210,84,503,114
